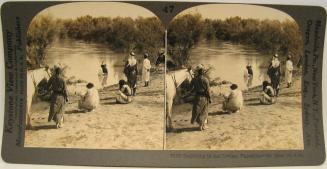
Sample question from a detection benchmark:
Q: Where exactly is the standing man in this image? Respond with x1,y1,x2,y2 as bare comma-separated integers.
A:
285,55,294,88
47,67,68,129
142,53,151,87
124,52,138,96
267,54,281,96
190,67,211,131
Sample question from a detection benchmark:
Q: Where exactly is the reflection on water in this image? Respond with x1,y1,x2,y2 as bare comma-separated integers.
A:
45,39,127,88
189,41,271,89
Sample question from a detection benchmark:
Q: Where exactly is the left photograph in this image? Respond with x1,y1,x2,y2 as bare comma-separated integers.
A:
25,2,165,149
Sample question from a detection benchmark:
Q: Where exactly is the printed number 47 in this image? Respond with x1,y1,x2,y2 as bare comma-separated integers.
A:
163,5,174,13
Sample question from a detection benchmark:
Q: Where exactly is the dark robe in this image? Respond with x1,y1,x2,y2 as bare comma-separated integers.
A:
124,61,138,89
190,75,211,125
267,64,281,93
47,75,68,123
246,65,253,76
101,64,108,74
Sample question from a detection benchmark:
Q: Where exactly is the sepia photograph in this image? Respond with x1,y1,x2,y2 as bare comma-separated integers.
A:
165,4,304,150
1,0,327,167
25,2,165,149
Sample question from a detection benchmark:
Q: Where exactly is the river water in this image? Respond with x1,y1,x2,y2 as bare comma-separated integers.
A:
45,39,128,88
45,39,271,90
189,41,271,90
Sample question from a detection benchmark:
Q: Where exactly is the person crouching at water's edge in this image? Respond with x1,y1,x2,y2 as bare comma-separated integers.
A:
124,52,138,96
116,79,133,104
47,67,68,129
190,67,211,131
260,80,276,105
222,84,243,113
78,82,99,112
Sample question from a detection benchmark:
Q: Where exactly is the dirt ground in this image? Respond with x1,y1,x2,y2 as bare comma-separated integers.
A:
166,76,303,150
24,70,165,150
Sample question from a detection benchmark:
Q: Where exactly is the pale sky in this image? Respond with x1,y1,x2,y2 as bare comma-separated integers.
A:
38,2,294,21
39,2,156,19
177,4,294,21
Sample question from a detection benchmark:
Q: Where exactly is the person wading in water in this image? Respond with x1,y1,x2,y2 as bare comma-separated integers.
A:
100,61,108,88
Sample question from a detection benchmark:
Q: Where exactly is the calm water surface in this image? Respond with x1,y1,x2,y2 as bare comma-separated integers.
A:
189,41,271,89
45,39,128,88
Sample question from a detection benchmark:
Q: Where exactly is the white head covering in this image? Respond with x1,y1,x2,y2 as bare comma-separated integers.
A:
128,52,137,66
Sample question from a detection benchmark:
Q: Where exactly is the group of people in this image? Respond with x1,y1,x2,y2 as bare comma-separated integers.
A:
187,53,295,131
42,51,294,130
260,54,294,105
186,65,242,131
116,52,152,104
45,51,153,128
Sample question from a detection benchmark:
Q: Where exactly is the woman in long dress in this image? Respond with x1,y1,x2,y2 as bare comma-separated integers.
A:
47,67,68,128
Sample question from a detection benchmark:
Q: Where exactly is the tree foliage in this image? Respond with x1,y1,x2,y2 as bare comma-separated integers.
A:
27,15,57,69
27,13,303,70
168,14,303,67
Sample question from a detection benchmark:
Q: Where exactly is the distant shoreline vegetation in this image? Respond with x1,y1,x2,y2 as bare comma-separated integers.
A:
168,13,303,67
27,13,303,69
27,15,165,69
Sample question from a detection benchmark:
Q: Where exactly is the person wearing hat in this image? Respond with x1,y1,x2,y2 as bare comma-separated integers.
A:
124,52,138,96
47,67,68,128
193,64,205,78
285,55,294,88
155,49,165,66
78,82,99,112
267,53,281,96
142,53,151,87
190,67,211,131
260,80,276,105
116,79,133,104
222,83,243,113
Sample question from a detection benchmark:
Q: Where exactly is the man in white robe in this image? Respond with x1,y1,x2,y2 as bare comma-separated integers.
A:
285,55,293,88
142,53,151,87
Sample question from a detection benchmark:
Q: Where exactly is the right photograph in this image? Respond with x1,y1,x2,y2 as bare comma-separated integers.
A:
165,4,304,150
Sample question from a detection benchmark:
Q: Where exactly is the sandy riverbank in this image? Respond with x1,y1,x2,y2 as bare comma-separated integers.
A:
25,70,165,150
166,76,303,150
